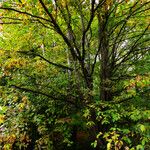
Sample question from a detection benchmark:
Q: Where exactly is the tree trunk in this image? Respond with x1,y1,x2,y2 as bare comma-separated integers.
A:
98,12,113,102
100,47,112,101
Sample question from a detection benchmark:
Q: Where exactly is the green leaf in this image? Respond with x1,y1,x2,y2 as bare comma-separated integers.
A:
91,140,97,148
136,144,144,150
140,124,146,132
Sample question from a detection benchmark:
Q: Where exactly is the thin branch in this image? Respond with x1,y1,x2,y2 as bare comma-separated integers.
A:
94,0,106,11
113,96,134,104
35,19,51,28
109,31,150,48
0,16,23,20
11,85,58,100
115,24,150,67
112,46,150,74
0,7,51,23
111,2,139,53
36,54,73,71
18,50,73,71
109,1,150,37
0,16,51,28
109,24,136,66
0,22,21,24
108,2,150,68
11,85,76,105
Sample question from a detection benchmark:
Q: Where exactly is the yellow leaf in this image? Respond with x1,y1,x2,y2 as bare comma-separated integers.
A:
0,114,5,124
107,142,112,150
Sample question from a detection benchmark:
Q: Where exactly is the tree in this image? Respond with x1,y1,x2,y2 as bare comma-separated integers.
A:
0,0,150,149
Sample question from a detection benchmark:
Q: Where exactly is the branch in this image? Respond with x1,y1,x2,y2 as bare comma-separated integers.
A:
81,0,106,60
0,16,51,28
90,0,123,76
111,2,139,54
0,22,21,24
90,10,110,76
109,31,150,48
113,87,150,105
18,50,73,71
112,46,150,74
0,16,23,20
109,1,150,37
38,0,80,60
115,24,150,67
113,96,134,104
109,2,150,68
36,54,73,71
11,85,76,105
109,24,136,67
94,0,106,11
11,85,58,100
35,19,51,28
65,2,81,58
0,7,51,23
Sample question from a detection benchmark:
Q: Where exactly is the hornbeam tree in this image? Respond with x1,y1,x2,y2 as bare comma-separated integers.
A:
0,0,150,149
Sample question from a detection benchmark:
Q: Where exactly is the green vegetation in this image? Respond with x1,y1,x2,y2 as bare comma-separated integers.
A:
0,0,150,149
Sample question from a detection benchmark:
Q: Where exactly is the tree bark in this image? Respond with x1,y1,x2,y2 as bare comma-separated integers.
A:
98,12,112,101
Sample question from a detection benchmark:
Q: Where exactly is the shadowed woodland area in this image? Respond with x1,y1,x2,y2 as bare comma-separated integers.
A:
0,0,150,149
